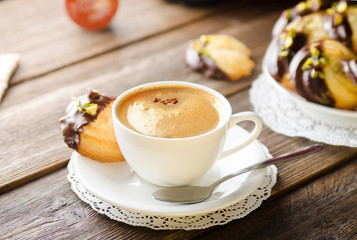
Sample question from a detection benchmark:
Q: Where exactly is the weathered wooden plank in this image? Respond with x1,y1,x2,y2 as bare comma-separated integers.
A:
0,5,282,193
0,0,215,83
1,163,219,240
0,0,230,84
202,158,357,240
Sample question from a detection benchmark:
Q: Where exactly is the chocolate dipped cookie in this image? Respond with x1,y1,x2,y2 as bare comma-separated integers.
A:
60,89,124,162
186,34,255,81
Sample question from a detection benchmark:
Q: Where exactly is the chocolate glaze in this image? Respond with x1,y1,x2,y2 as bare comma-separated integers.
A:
59,89,115,150
289,43,335,106
272,9,300,37
341,58,357,86
266,39,282,80
268,1,357,111
185,47,230,81
272,1,322,37
268,33,308,80
323,13,353,49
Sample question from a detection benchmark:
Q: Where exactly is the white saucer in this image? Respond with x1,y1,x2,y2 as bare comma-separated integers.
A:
73,125,268,216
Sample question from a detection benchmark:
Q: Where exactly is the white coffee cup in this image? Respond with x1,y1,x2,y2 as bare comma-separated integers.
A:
112,81,262,187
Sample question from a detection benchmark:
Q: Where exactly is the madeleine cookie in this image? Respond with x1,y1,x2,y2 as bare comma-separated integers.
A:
60,89,124,162
186,34,255,81
289,40,357,110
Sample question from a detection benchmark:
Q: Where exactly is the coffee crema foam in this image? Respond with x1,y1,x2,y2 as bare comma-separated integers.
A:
116,85,221,138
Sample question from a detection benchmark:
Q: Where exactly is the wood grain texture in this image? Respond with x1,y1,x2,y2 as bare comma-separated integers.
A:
200,158,357,240
0,0,253,85
0,3,283,193
0,167,203,240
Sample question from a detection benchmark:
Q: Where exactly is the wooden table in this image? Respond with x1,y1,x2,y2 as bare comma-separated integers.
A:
1,0,356,239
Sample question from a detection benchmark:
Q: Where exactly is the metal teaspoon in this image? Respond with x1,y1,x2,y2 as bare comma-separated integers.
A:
152,144,323,204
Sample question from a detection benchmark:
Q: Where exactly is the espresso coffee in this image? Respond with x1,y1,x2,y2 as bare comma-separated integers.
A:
116,85,221,138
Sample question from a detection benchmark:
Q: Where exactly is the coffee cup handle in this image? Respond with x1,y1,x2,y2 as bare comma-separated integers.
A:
219,112,262,159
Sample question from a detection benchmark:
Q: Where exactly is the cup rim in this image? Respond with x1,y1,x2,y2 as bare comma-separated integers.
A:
112,81,232,141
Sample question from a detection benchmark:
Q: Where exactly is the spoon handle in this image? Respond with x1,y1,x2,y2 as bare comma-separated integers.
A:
257,144,323,167
212,144,323,189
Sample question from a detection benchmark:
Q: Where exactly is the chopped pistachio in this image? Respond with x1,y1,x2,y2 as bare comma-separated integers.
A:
336,1,347,13
288,28,296,38
326,8,334,15
284,9,291,19
82,102,92,109
200,48,210,57
284,36,294,49
302,57,312,70
296,2,307,12
279,50,289,57
319,57,328,66
305,57,313,65
311,48,320,58
72,98,98,115
309,42,319,54
312,58,320,66
305,1,312,9
326,1,347,25
335,14,344,25
310,42,319,48
279,28,296,57
85,104,98,116
302,42,328,79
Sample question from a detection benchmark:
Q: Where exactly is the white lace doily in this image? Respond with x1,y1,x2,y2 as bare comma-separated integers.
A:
250,74,357,147
67,158,277,230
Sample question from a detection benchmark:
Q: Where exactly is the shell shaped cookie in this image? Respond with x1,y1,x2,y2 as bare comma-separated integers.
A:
60,89,125,162
186,34,255,81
